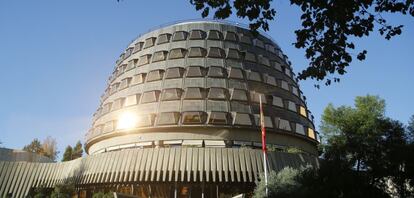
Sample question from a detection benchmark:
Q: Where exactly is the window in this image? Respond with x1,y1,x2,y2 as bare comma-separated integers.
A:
186,66,205,77
182,111,206,124
253,39,265,48
102,102,112,114
110,83,119,94
230,89,248,101
232,113,252,125
133,42,144,53
272,96,284,107
161,88,182,101
184,87,204,99
157,33,171,44
254,115,273,128
240,34,252,44
188,47,206,58
165,67,184,79
172,31,187,41
141,90,160,103
143,37,156,48
126,59,137,71
299,106,307,117
152,51,168,62
287,101,297,112
247,71,262,82
295,123,305,135
308,128,316,139
146,70,164,82
292,86,299,96
284,67,292,77
137,114,156,127
112,98,125,110
208,112,230,125
250,92,266,104
119,77,132,90
224,31,238,41
116,64,126,76
189,30,205,40
273,61,282,71
207,30,223,40
227,48,241,60
264,74,277,86
132,73,146,85
207,47,225,58
157,112,180,125
125,47,133,58
207,66,226,78
281,80,290,91
244,51,256,62
124,94,140,106
228,67,244,79
103,121,116,133
169,48,186,59
137,54,152,66
207,87,227,100
277,118,291,131
258,56,270,66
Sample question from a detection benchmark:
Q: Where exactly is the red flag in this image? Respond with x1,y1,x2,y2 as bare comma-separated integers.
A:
259,95,266,152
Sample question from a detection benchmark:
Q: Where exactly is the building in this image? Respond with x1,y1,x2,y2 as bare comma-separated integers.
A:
0,20,319,198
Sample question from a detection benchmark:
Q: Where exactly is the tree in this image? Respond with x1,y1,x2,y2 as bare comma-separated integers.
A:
190,0,414,87
62,146,73,162
92,192,114,198
72,140,83,159
50,182,75,198
23,138,44,155
42,136,59,161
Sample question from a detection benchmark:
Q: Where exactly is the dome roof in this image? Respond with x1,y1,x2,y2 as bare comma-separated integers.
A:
85,21,318,154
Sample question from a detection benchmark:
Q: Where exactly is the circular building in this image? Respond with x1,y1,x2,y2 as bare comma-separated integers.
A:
0,20,319,198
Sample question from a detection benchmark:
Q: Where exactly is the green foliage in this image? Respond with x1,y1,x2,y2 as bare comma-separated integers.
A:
62,146,73,162
23,137,59,161
50,182,75,198
190,0,414,86
92,191,114,198
72,140,83,159
23,138,44,154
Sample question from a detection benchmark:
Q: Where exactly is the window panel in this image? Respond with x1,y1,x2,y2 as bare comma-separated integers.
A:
165,67,184,79
232,113,252,125
207,30,223,40
152,51,168,62
224,31,238,41
272,96,284,107
244,52,257,62
102,102,112,114
169,48,186,59
161,88,182,101
132,73,146,85
207,47,225,58
141,90,160,104
281,80,290,91
292,86,299,96
250,92,266,104
226,48,241,60
158,112,180,125
287,101,297,112
133,42,144,53
143,37,156,49
125,94,140,106
112,98,125,110
259,56,270,66
247,71,262,82
186,66,205,77
254,115,273,128
208,112,230,125
182,111,207,124
172,31,187,41
137,114,156,127
228,67,244,79
299,106,307,117
240,35,252,44
146,69,164,82
273,61,283,71
230,89,248,101
110,83,120,94
253,39,265,48
264,74,277,86
207,87,227,100
189,30,205,40
277,118,291,131
184,87,205,99
188,47,206,58
207,66,226,78
295,123,305,135
103,121,116,133
126,59,137,71
308,128,316,139
157,33,171,44
137,54,152,66
119,77,132,90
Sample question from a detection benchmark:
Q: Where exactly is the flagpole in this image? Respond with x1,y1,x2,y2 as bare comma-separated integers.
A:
259,95,268,197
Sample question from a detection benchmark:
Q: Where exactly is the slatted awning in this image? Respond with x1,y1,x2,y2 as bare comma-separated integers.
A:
0,147,318,198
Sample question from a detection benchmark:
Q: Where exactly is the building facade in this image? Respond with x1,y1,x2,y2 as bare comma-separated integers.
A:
0,20,318,198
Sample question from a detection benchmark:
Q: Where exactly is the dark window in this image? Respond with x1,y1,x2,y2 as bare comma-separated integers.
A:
133,42,144,53
188,47,206,58
228,67,244,79
161,88,182,101
232,113,252,125
132,73,146,85
247,71,262,82
157,33,171,44
244,52,256,62
152,51,168,62
184,87,205,99
186,66,205,77
172,31,187,41
146,70,164,82
224,31,238,41
207,30,223,40
182,111,206,124
240,35,252,44
227,48,241,60
189,30,205,40
207,47,225,58
208,112,230,125
258,56,270,66
141,90,160,104
137,54,152,66
272,96,284,107
143,37,156,48
207,87,227,100
158,112,180,125
165,67,184,79
250,92,266,104
207,66,226,78
253,39,265,48
230,89,248,101
169,48,186,59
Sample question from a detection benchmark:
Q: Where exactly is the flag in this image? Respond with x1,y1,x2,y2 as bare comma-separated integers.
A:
259,95,266,152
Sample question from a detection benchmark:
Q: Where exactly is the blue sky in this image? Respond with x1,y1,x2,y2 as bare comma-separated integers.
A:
0,1,413,159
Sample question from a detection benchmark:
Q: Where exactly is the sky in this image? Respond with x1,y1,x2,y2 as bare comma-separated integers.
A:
0,1,413,159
